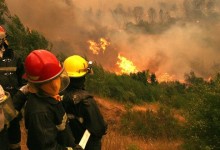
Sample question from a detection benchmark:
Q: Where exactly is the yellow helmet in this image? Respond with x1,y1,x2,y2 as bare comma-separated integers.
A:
64,55,90,78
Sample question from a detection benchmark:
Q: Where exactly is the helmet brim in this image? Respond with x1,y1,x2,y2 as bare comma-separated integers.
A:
68,72,87,78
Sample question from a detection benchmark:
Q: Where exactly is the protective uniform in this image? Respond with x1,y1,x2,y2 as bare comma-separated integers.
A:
0,85,17,150
0,25,24,150
62,55,107,150
0,25,23,96
23,50,82,150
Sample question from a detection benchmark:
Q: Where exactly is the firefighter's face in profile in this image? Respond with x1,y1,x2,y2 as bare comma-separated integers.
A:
40,77,61,96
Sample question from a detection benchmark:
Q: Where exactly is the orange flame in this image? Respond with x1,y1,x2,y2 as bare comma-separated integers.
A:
117,54,138,75
100,38,110,51
206,76,212,82
88,40,100,55
88,38,110,55
157,72,175,83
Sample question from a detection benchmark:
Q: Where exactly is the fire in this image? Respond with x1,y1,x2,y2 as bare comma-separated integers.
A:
88,40,100,55
157,72,175,83
117,54,138,75
87,38,179,82
100,38,110,51
88,38,110,55
206,76,212,82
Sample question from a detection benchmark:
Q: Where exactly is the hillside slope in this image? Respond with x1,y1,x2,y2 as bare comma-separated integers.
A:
95,96,182,150
20,96,182,150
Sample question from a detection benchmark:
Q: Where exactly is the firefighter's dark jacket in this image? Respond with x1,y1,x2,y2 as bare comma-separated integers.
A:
24,93,76,150
0,50,24,96
0,48,25,148
12,90,26,112
62,89,108,143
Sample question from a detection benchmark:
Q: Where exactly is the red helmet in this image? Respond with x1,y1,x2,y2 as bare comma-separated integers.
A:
24,50,64,83
0,26,6,39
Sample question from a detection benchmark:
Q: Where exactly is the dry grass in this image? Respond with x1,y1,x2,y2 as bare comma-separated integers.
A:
97,97,183,150
102,127,182,150
20,121,182,150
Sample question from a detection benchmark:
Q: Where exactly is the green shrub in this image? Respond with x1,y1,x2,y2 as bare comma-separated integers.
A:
86,65,151,104
120,105,182,139
182,73,220,150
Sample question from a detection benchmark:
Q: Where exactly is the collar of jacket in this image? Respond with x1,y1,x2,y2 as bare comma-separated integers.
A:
33,93,60,105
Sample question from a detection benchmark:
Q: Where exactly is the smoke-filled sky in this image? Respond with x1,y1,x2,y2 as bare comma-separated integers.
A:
5,0,220,81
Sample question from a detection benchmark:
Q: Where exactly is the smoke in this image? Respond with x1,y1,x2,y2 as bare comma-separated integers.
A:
5,0,220,81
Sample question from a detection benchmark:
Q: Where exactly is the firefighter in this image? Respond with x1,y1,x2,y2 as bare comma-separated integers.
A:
0,25,9,58
23,50,82,150
0,25,24,94
0,84,17,150
0,25,16,94
0,25,24,150
62,55,108,150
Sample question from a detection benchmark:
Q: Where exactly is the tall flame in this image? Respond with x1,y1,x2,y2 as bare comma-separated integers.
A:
87,38,179,82
117,54,138,75
88,38,110,55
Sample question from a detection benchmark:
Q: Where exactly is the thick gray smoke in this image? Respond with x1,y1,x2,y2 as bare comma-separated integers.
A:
5,0,220,81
